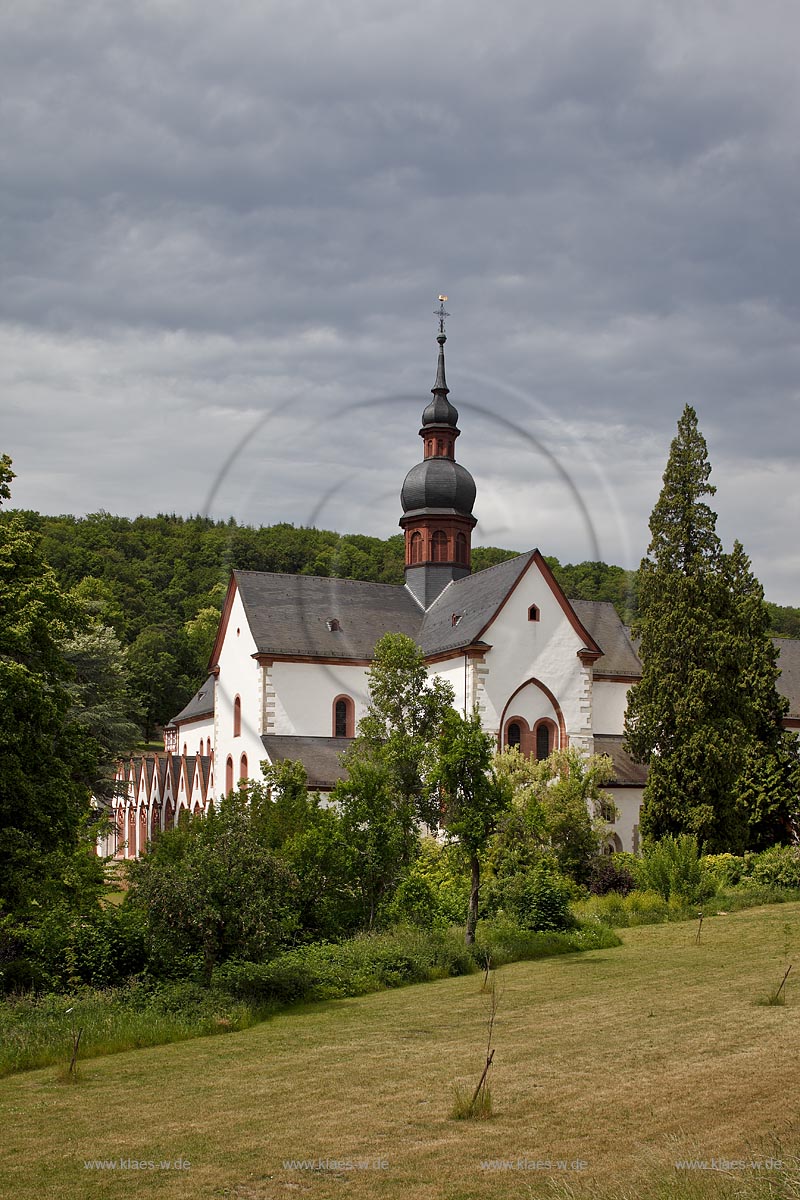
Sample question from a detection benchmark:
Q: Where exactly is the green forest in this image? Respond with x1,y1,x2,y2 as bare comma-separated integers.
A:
3,507,799,739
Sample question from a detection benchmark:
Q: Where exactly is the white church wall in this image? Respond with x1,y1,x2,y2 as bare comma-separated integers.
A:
592,680,631,735
215,586,263,795
428,659,468,715
477,559,591,742
176,715,215,756
604,788,643,854
269,661,371,736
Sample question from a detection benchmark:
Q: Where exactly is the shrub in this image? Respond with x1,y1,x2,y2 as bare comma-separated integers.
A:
213,926,477,1004
701,853,747,887
0,904,147,994
587,855,637,896
498,860,574,931
641,835,715,903
749,845,800,889
473,916,620,966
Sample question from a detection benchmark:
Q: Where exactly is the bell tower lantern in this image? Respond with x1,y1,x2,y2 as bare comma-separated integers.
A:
400,300,477,609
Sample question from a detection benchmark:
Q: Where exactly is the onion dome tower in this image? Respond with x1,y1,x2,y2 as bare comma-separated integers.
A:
400,300,477,608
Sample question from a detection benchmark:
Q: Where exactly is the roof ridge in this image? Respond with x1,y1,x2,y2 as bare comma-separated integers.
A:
235,568,407,593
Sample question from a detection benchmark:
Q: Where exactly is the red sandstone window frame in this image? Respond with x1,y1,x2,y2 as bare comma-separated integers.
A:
333,695,355,738
431,529,448,562
233,695,242,737
533,718,558,760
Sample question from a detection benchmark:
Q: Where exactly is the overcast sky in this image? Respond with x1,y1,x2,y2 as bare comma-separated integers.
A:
3,0,799,602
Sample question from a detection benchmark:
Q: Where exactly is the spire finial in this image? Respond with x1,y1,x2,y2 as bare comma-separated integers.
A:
435,294,449,336
432,295,449,395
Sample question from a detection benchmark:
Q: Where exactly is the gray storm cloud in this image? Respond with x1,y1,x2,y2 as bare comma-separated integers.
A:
1,0,798,601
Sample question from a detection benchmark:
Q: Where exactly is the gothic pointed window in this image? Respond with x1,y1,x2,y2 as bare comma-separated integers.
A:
431,530,447,562
410,531,423,564
233,695,241,737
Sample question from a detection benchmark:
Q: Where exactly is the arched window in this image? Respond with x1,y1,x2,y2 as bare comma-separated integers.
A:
528,605,540,622
600,799,616,823
333,695,355,738
225,756,234,794
535,722,552,761
182,743,187,755
239,753,248,782
410,531,423,564
455,532,468,565
206,738,211,756
507,722,521,750
164,801,174,832
233,696,241,737
437,439,444,456
431,530,448,562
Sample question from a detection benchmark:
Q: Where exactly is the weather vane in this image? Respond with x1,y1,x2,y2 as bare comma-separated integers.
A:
435,295,449,335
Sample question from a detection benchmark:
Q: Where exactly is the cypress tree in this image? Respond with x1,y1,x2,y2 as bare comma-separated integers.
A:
624,406,798,852
723,540,800,847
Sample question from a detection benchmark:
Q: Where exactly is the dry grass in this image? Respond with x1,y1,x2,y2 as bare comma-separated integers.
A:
1,903,799,1200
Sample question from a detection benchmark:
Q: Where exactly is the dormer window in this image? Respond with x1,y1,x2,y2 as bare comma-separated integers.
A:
451,613,462,627
327,618,341,632
528,605,540,622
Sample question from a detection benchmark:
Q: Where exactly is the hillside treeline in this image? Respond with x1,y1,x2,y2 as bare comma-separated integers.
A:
3,509,798,734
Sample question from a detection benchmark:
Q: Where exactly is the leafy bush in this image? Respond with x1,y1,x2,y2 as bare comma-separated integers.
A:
641,835,716,903
473,917,621,966
749,845,800,889
214,926,477,1004
587,855,637,896
573,889,674,928
497,860,574,931
701,853,747,887
381,873,447,929
0,904,147,994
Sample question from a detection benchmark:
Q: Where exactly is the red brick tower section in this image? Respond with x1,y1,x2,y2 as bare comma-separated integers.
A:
400,318,478,609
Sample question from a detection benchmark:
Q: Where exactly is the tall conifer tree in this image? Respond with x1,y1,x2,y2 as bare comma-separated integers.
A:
624,406,798,852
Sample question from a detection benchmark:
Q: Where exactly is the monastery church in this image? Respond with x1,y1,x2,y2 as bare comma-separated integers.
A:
105,323,800,860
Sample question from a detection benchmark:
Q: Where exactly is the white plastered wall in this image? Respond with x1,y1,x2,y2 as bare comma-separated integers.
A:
592,680,631,735
428,659,469,715
268,661,371,736
214,586,264,795
604,788,644,853
176,715,215,756
475,559,592,748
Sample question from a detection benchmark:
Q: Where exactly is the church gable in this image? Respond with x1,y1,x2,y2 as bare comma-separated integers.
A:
472,551,600,746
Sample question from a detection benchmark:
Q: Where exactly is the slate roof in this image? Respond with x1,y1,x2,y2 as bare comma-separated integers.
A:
235,571,421,659
261,735,353,790
593,735,649,786
228,558,630,664
775,638,800,719
571,601,642,678
418,552,536,655
172,675,216,723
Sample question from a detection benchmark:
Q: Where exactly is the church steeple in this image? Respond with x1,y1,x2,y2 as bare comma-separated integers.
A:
400,301,477,609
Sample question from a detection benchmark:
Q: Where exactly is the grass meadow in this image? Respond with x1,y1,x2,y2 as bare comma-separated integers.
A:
1,903,799,1200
